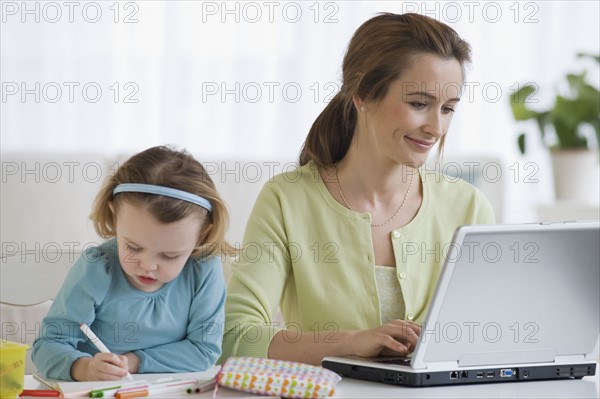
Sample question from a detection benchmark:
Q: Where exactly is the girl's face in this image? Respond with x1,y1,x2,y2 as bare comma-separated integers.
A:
358,53,463,166
113,201,204,292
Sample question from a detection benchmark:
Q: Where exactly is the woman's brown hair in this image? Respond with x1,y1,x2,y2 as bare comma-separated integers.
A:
299,13,472,167
91,145,236,259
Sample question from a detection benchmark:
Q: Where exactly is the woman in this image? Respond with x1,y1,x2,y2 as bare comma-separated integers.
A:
221,13,495,366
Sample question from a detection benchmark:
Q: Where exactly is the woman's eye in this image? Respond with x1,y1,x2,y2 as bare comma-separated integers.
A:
410,102,427,109
442,106,456,114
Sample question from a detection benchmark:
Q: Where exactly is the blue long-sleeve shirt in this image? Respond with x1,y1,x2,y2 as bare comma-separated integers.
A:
32,238,226,380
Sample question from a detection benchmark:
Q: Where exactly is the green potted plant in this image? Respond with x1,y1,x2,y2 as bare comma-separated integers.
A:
509,53,600,202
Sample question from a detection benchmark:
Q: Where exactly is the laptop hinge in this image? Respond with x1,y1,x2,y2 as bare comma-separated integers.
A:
554,354,587,364
421,361,459,371
458,349,556,367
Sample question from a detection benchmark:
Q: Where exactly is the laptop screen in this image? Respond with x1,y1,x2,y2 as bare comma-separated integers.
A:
412,222,599,369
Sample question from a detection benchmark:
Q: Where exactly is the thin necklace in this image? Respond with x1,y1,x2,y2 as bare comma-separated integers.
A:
335,164,415,228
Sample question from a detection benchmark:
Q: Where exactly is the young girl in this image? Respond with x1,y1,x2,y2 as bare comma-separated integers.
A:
32,146,236,381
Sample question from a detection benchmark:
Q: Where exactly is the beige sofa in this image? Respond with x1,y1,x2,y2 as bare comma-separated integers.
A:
1,151,504,302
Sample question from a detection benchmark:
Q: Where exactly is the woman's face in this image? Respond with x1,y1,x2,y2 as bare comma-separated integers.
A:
358,53,463,166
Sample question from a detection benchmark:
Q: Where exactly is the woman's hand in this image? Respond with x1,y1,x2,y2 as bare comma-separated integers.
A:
70,353,130,381
268,319,421,365
349,319,421,357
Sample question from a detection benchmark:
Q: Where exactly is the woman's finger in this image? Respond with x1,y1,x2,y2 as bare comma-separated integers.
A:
379,322,420,351
379,334,410,355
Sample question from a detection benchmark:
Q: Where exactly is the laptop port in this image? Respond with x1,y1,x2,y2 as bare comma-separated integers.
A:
460,371,468,379
383,371,396,383
486,371,494,378
449,371,458,379
476,372,484,379
500,369,514,378
522,369,529,379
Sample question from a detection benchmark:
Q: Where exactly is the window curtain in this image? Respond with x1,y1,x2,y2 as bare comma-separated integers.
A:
2,1,598,221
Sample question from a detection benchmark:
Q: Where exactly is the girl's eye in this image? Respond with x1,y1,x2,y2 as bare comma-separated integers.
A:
161,254,179,261
125,243,140,252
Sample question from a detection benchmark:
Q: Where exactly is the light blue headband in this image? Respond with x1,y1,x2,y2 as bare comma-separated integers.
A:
113,183,212,212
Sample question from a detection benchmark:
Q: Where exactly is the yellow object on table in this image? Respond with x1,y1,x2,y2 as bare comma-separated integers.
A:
0,341,28,398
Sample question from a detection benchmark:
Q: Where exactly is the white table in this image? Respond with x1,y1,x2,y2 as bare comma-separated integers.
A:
332,373,599,398
23,367,599,398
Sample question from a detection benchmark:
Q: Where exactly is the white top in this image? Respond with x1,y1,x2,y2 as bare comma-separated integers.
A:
374,265,405,324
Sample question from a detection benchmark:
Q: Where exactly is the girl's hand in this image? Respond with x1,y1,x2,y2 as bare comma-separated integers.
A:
71,353,130,381
122,352,140,373
349,319,421,357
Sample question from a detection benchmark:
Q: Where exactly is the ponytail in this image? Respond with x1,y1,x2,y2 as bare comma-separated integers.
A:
299,91,357,167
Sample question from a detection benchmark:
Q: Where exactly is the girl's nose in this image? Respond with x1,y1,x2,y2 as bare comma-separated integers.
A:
138,256,158,271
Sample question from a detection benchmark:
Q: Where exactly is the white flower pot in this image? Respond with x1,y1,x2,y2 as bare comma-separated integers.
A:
551,150,600,204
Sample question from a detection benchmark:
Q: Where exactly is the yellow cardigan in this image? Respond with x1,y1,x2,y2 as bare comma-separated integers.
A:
221,161,495,361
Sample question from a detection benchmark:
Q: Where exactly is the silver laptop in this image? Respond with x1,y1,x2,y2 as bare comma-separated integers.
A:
322,221,599,387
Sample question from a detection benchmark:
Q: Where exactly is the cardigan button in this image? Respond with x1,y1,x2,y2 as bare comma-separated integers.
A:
392,231,401,239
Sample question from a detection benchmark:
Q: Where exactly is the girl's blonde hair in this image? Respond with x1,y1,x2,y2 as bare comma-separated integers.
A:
91,145,236,259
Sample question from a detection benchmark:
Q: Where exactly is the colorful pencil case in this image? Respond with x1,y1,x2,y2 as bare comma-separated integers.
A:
217,357,342,398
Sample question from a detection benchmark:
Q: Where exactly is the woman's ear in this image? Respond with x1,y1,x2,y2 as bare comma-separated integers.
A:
352,95,366,113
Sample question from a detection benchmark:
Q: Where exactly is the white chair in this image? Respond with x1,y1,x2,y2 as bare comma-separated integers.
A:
0,251,79,374
1,301,53,375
